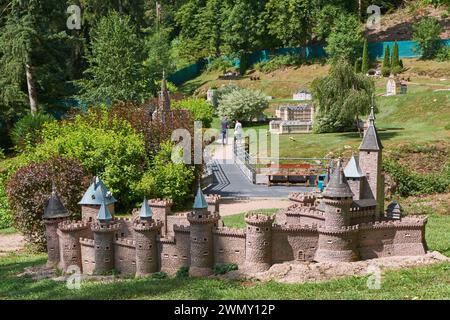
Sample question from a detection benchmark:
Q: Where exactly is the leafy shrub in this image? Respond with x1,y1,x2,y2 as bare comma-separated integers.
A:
151,271,168,279
176,266,189,278
10,112,55,150
254,54,302,73
145,141,195,208
172,98,214,128
383,159,450,197
217,88,268,122
207,57,234,73
213,263,238,275
0,174,12,229
23,108,147,209
6,157,88,249
413,17,443,59
436,46,450,62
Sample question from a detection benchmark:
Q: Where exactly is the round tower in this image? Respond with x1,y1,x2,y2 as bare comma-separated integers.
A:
91,201,120,274
244,213,274,272
315,159,359,262
42,183,71,267
57,220,90,272
187,187,219,277
132,198,163,277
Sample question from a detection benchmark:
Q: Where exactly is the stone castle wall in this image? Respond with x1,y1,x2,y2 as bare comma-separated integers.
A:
159,226,190,273
113,238,136,274
213,228,246,265
272,225,319,263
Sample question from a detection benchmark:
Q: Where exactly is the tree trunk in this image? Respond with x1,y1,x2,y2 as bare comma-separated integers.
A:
25,62,38,115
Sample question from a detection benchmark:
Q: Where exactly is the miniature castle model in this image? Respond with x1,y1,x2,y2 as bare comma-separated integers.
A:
269,104,314,134
43,110,428,276
386,76,407,96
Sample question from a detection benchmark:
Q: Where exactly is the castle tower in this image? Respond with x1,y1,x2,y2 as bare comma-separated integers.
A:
187,186,219,277
244,213,274,272
315,160,359,262
159,71,171,112
344,154,365,200
57,220,90,272
132,197,163,277
148,198,172,237
78,176,117,222
42,183,71,267
359,106,384,217
91,201,120,275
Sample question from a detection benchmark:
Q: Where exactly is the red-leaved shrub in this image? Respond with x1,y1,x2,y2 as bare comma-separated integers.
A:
6,157,89,250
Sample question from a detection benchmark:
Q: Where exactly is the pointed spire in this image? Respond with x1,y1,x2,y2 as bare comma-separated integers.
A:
139,197,153,219
360,102,383,151
193,184,208,210
97,200,113,222
43,182,70,219
322,159,354,198
344,154,365,178
78,176,117,206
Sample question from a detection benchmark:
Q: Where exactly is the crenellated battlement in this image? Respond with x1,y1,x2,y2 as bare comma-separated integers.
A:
187,212,220,224
173,224,190,233
58,220,90,232
79,237,95,246
148,198,173,207
158,237,176,244
245,213,275,225
213,227,246,238
91,221,121,233
272,223,318,233
113,237,136,247
318,224,359,234
360,216,427,230
133,219,163,232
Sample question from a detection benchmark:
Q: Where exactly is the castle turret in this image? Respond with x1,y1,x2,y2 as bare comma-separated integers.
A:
187,186,219,276
315,160,359,262
132,197,163,277
359,106,384,218
91,201,120,274
148,198,172,237
42,183,71,267
344,154,365,200
57,220,90,272
244,213,274,272
78,176,117,222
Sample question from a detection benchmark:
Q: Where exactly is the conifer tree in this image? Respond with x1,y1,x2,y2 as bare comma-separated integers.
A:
391,41,401,74
381,45,391,77
361,39,369,74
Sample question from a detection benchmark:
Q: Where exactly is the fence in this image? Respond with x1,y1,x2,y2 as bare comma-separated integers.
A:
169,39,450,84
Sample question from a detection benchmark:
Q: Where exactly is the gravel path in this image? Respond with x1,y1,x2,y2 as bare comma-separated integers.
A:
0,233,25,256
219,199,290,216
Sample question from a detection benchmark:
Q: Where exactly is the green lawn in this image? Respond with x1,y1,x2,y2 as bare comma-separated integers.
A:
222,209,278,229
0,252,448,300
0,227,16,235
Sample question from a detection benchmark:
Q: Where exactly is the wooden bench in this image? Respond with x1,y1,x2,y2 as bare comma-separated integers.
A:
264,164,320,186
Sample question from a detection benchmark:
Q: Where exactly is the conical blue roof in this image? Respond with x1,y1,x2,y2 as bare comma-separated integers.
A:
139,197,153,219
193,186,208,209
78,176,117,205
97,200,113,221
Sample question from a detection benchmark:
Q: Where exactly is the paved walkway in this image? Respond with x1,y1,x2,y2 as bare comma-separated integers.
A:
204,137,314,198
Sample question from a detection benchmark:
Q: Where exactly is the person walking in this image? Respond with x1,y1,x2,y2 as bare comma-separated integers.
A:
234,119,243,143
220,116,229,145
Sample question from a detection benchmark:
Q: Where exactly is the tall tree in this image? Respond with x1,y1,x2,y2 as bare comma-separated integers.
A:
77,11,150,105
265,0,314,57
311,59,375,134
325,13,363,63
361,38,369,74
221,0,261,73
381,44,391,76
